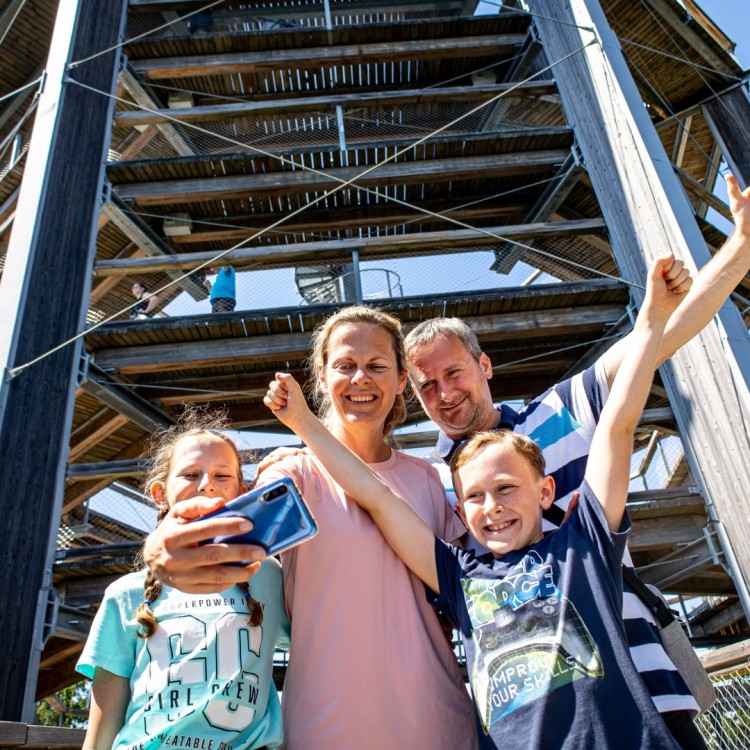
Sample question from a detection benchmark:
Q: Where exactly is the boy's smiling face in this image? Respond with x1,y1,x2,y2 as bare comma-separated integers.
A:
454,442,555,558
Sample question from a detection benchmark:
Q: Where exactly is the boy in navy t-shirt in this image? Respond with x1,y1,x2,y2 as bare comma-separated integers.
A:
265,255,691,749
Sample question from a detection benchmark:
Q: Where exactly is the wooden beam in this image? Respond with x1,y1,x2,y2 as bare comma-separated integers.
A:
114,81,559,126
68,411,129,463
133,34,527,80
117,63,195,156
89,247,145,305
0,187,20,228
702,87,750,191
113,150,570,206
640,0,738,77
628,515,706,552
108,126,571,176
0,0,25,46
699,638,750,673
101,193,208,300
0,720,86,748
62,432,151,515
169,202,526,246
692,600,745,637
671,114,692,168
78,361,175,432
492,149,584,273
93,217,605,275
67,459,145,482
0,67,41,135
93,304,625,374
674,166,733,222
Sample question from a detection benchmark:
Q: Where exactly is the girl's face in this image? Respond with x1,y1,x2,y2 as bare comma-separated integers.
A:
151,433,246,510
320,322,407,434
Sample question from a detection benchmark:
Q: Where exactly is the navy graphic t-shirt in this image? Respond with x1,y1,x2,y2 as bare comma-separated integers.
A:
431,481,680,749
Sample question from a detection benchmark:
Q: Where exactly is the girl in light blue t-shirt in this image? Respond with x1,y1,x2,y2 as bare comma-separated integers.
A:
78,410,289,750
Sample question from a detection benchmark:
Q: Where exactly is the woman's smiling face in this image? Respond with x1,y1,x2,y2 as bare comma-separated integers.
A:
320,322,407,435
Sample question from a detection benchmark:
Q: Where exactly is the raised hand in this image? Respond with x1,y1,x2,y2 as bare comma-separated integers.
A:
143,496,266,594
263,372,316,432
643,254,692,319
660,255,691,294
727,174,750,240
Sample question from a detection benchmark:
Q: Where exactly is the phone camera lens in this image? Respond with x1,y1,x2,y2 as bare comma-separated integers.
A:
263,485,287,502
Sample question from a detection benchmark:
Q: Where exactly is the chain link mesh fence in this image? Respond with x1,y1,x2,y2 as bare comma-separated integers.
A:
698,664,750,749
125,0,509,40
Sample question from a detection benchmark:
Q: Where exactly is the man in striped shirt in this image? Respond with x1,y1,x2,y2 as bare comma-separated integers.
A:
404,173,750,750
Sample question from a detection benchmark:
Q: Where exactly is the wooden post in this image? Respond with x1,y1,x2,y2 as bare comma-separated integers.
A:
702,86,750,192
529,0,750,613
0,0,127,721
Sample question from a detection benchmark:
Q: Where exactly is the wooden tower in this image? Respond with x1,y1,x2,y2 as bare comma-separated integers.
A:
0,0,748,721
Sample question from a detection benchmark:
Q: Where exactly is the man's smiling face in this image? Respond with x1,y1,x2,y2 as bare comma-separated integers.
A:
408,334,497,439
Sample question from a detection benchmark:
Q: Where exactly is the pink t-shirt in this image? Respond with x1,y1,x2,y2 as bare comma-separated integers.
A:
259,449,477,750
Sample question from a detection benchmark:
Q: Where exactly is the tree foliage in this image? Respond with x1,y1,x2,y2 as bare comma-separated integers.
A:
35,680,90,728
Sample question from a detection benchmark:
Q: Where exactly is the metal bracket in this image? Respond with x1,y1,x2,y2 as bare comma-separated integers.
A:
570,140,585,169
42,586,59,648
41,585,95,643
703,521,727,569
78,350,91,388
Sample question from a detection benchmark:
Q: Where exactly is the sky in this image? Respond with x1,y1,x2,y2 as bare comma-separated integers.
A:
694,0,750,67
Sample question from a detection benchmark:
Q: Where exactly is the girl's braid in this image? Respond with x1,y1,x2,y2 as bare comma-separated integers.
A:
136,506,168,638
238,581,264,626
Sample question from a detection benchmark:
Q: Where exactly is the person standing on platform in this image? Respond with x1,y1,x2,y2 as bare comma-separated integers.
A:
204,265,236,313
130,282,159,319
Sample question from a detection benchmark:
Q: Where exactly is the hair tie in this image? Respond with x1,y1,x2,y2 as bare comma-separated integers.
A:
141,600,151,608
242,591,252,601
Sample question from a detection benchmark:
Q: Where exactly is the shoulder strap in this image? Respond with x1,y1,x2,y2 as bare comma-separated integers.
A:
622,566,676,629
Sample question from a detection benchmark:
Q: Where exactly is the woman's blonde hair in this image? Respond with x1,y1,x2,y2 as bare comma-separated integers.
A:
308,305,407,436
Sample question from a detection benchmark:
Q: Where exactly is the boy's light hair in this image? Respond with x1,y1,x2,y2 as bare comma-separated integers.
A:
449,430,546,486
404,317,482,362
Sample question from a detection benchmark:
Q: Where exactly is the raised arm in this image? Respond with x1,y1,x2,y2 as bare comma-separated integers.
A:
587,256,691,531
602,174,750,386
264,373,440,591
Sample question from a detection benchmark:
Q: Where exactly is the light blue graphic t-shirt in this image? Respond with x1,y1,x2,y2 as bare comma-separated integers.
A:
78,559,289,750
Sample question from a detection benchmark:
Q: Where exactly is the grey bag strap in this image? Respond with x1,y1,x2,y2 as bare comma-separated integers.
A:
622,565,675,629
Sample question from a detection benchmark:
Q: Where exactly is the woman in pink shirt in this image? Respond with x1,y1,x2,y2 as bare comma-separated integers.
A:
143,306,476,750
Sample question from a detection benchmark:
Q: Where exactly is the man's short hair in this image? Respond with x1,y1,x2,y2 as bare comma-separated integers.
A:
449,430,546,485
404,317,482,361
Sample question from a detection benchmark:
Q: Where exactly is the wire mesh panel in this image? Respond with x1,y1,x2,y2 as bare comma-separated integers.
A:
125,0,508,41
698,668,750,749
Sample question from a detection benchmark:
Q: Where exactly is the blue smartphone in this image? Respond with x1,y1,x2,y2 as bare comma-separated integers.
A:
194,477,318,560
